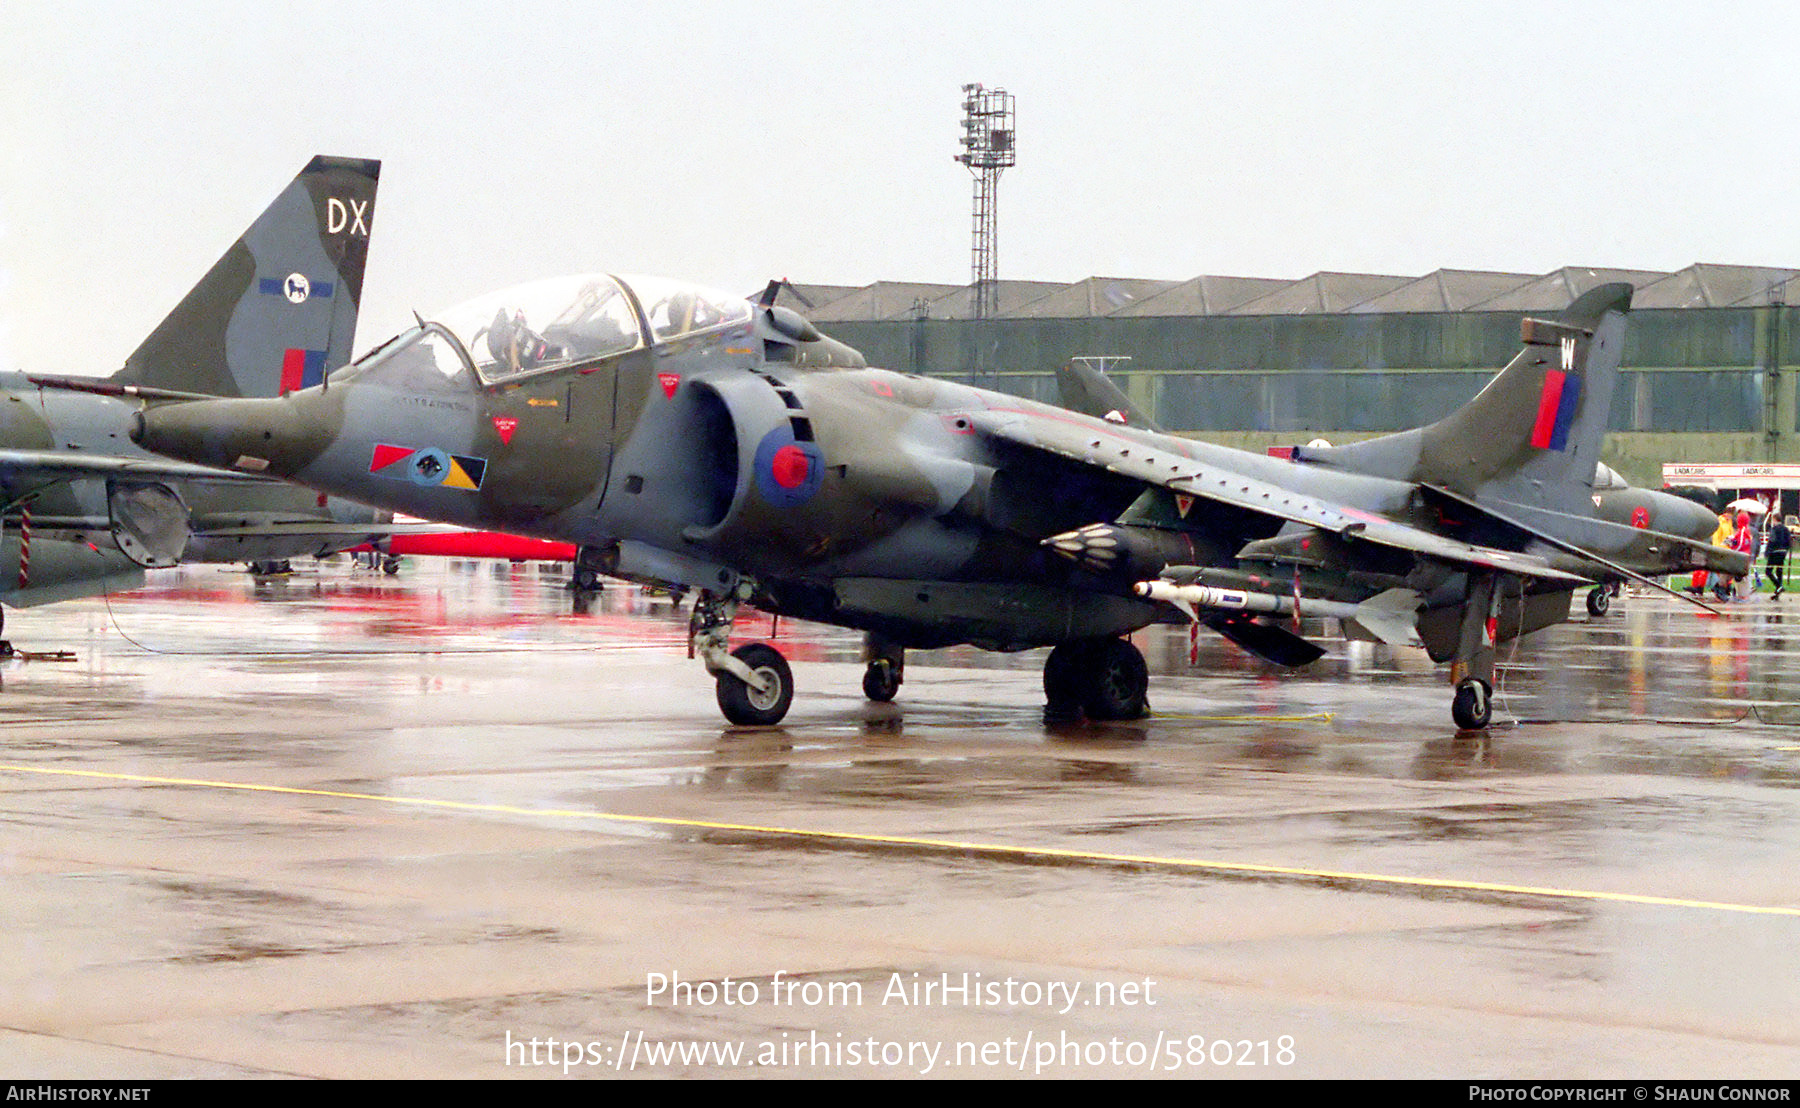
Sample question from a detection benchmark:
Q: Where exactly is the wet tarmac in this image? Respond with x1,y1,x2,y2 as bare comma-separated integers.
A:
3,559,1799,1078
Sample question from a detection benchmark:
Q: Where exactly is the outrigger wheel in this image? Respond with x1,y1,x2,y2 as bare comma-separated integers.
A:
1452,677,1493,731
715,642,794,726
1585,584,1613,617
1043,636,1150,721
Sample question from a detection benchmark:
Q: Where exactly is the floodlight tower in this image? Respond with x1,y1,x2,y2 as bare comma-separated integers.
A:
956,83,1016,320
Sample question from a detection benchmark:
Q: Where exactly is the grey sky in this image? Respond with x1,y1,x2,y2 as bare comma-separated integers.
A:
6,1,1799,374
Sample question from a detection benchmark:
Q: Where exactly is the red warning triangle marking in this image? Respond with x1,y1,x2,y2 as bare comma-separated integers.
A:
1174,494,1194,518
370,443,414,472
658,372,681,398
492,416,518,445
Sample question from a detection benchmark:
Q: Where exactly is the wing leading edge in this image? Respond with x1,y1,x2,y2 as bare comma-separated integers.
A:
968,410,1592,588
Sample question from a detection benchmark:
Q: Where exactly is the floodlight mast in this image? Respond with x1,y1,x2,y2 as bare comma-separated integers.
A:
956,83,1016,322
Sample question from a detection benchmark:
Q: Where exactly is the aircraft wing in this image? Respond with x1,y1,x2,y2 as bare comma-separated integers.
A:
969,410,1592,587
0,449,274,484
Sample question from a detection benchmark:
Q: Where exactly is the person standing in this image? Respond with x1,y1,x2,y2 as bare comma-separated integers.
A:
1770,515,1793,598
1712,511,1736,600
1732,512,1758,600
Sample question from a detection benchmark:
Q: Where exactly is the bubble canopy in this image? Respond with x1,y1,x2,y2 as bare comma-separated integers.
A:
346,274,754,385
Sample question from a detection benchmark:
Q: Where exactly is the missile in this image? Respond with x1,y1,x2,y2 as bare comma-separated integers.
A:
1135,579,1421,647
1134,579,1355,620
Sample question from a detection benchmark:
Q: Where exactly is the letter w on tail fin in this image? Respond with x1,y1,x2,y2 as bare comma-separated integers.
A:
111,155,380,399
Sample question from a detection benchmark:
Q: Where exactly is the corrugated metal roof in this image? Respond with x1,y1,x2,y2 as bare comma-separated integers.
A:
1467,267,1669,311
1346,269,1538,313
1002,276,1180,318
1109,274,1296,316
789,264,1800,320
1224,271,1415,315
768,283,862,314
806,282,963,322
1632,263,1800,308
915,280,1069,319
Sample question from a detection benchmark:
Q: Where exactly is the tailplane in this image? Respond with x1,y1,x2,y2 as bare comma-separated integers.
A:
1054,360,1163,431
1305,283,1631,513
111,155,380,398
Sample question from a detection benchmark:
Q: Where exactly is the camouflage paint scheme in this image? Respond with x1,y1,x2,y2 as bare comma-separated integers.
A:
7,157,392,624
128,273,1745,729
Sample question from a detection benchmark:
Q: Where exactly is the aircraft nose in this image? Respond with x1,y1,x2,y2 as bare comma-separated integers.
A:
1672,497,1721,541
133,396,323,478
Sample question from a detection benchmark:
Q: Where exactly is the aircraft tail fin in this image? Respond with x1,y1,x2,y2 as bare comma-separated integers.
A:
1054,360,1163,431
1306,283,1630,513
111,155,380,398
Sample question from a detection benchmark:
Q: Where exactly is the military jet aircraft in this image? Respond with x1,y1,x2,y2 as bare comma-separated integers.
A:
2,155,397,643
116,272,1746,729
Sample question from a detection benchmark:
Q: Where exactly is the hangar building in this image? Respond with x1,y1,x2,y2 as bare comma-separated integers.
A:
777,264,1799,496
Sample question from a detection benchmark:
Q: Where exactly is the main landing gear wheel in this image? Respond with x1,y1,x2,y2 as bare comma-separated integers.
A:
1043,637,1150,721
1451,677,1493,731
715,642,794,726
862,660,901,702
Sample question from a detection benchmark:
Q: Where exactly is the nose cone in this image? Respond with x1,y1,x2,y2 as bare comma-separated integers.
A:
133,395,330,478
1668,496,1723,543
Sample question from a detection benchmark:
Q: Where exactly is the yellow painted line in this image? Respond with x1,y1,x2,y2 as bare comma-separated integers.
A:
5,762,1798,918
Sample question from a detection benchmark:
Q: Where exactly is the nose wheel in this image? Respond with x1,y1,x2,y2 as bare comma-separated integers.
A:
692,586,796,726
714,642,794,726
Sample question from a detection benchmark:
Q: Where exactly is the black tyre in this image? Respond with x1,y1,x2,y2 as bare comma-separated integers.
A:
1585,587,1610,617
1043,642,1089,716
1451,678,1492,730
1080,638,1150,721
716,642,794,726
572,567,602,590
862,661,900,702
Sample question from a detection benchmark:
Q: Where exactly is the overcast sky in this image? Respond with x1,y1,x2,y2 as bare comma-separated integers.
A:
6,1,1800,374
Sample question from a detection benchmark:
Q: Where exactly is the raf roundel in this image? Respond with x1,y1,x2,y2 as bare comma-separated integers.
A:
753,427,824,508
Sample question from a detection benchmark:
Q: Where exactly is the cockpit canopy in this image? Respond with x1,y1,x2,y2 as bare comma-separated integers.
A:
431,274,752,384
341,274,758,387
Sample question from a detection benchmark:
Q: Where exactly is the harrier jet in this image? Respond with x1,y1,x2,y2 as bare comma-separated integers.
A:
115,272,1744,729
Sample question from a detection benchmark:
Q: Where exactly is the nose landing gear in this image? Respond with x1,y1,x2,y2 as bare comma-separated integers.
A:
690,586,794,726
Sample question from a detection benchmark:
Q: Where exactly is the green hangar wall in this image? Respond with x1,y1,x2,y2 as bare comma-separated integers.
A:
824,306,1799,489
